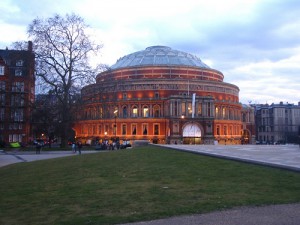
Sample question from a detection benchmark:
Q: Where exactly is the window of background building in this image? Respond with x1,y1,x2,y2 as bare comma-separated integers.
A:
143,106,149,117
174,101,178,116
132,106,138,117
123,106,127,118
0,66,4,75
198,103,202,116
16,60,24,66
0,94,5,106
188,102,192,116
224,126,227,135
132,124,137,135
11,109,23,122
122,124,127,135
15,69,22,76
142,124,148,135
181,102,186,115
12,82,24,92
216,125,220,135
153,105,160,117
154,124,159,135
155,92,159,99
0,81,5,90
123,93,127,99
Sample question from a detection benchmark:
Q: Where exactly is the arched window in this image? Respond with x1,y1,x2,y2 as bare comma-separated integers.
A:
222,108,226,119
122,106,127,118
153,105,160,117
215,107,219,118
99,106,103,118
143,105,149,117
132,106,138,117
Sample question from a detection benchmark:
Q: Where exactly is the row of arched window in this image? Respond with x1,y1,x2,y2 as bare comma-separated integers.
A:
83,104,162,120
215,106,241,120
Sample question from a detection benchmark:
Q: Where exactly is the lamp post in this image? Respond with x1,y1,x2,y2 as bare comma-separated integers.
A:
181,115,185,144
114,109,118,140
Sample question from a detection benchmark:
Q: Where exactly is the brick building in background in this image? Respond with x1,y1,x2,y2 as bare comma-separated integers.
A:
0,41,35,145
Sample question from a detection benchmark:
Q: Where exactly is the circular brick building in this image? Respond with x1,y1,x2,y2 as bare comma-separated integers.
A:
74,46,242,145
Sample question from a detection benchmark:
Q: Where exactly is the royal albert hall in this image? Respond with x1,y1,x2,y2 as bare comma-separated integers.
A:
73,46,243,145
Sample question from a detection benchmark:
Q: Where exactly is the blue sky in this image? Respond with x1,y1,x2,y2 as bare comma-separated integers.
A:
1,0,300,104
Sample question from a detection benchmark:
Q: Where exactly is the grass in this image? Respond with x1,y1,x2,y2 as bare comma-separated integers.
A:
1,145,300,225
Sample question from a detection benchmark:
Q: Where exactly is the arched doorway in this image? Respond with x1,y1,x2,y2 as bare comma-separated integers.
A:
242,129,250,144
182,123,202,144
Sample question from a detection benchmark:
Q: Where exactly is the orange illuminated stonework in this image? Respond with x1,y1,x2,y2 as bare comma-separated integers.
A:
73,46,242,145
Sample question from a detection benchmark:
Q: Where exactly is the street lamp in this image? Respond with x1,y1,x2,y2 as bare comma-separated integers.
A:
114,109,118,140
181,115,185,144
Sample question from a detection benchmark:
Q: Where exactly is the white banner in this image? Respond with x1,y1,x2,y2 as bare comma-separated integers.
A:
192,93,196,118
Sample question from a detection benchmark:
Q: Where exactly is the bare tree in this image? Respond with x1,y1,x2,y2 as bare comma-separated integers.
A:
28,13,103,147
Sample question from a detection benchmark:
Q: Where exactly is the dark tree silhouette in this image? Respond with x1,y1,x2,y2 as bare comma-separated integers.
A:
28,13,103,147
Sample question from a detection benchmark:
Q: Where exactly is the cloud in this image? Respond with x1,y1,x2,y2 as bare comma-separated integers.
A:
0,0,299,104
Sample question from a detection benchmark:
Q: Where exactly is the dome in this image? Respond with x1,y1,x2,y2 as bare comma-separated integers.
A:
110,46,210,70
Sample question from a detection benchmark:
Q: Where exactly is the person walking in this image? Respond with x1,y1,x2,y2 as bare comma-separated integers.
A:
72,142,76,153
36,142,42,154
77,141,82,155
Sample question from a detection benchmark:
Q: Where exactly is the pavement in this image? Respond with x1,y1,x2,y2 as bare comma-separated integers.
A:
1,144,300,225
160,144,300,172
0,149,101,168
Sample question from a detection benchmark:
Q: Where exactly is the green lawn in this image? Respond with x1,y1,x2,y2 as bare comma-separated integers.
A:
1,146,300,225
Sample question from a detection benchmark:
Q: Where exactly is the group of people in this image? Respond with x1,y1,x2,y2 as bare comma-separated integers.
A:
71,141,83,154
96,140,121,150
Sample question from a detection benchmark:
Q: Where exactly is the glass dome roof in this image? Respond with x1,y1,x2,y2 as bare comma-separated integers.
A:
110,46,210,70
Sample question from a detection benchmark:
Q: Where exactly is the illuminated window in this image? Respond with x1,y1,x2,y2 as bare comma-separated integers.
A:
188,102,192,116
181,102,186,115
132,106,138,117
197,103,202,115
143,106,149,117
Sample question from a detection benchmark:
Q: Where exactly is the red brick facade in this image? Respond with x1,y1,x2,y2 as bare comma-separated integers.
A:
73,46,242,145
0,42,35,145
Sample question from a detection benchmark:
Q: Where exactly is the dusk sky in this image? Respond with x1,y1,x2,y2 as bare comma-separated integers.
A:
1,0,300,104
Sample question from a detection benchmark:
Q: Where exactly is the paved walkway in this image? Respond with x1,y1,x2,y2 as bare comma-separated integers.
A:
160,144,300,172
122,203,300,225
0,149,101,167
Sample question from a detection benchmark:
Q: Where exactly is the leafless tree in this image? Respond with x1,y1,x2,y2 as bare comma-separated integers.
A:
28,13,103,147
